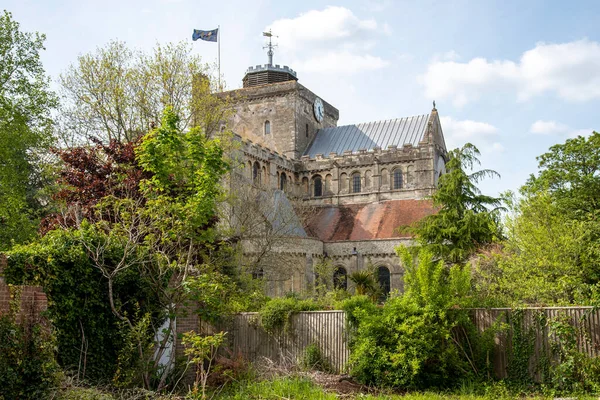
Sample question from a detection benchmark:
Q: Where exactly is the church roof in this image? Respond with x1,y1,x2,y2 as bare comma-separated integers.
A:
305,199,436,241
304,114,430,158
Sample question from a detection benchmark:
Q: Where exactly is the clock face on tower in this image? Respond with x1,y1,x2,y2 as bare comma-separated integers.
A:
313,97,324,123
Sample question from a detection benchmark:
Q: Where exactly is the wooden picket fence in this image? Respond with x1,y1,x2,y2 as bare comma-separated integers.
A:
200,307,600,377
472,307,600,379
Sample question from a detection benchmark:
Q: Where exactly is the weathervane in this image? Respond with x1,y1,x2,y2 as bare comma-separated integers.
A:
433,100,436,109
262,30,278,66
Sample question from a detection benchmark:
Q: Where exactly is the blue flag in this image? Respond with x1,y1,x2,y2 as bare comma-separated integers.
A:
192,28,218,42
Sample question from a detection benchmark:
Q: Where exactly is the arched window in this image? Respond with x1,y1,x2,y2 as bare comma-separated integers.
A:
262,166,268,184
393,169,403,189
313,176,323,197
253,161,260,184
340,173,348,193
264,120,271,135
407,165,414,187
365,170,372,189
352,173,361,193
333,267,347,290
381,168,389,186
252,267,264,280
280,173,287,191
377,266,391,301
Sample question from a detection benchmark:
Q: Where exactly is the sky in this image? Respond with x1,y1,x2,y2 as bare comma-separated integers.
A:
5,0,600,196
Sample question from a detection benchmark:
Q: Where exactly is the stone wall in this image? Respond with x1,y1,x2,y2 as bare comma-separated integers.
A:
298,143,437,205
232,136,439,204
240,237,411,295
324,239,411,293
219,81,447,205
220,81,339,160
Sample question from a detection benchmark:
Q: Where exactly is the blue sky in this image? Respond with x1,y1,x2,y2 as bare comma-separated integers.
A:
5,0,600,196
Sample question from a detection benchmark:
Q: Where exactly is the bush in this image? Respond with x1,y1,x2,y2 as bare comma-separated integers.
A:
258,297,320,334
0,290,61,399
345,247,494,390
301,343,332,373
5,229,162,382
547,314,600,394
341,295,377,329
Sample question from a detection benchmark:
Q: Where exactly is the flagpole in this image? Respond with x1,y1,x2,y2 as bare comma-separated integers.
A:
218,25,221,91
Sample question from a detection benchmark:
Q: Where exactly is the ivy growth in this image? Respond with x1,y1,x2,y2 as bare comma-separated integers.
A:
258,296,319,334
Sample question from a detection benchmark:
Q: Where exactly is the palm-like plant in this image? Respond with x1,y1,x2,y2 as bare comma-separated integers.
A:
349,269,380,299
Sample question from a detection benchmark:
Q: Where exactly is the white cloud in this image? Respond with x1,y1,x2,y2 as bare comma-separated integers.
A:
421,39,600,107
530,120,569,135
441,116,498,140
530,120,593,138
440,116,501,153
266,7,389,74
297,51,389,74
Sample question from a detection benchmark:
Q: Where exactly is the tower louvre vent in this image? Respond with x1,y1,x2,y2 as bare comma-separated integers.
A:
242,64,298,88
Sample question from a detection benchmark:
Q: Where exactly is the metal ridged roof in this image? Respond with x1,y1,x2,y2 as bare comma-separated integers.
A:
304,114,430,158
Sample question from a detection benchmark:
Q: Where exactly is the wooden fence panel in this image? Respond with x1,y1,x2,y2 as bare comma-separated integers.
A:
197,307,600,378
209,311,350,374
470,307,600,380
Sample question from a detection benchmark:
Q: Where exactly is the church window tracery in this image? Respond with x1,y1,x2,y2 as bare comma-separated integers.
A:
264,120,271,135
352,173,361,193
313,176,323,197
393,169,403,189
252,267,264,280
253,161,260,184
280,173,287,191
377,266,391,301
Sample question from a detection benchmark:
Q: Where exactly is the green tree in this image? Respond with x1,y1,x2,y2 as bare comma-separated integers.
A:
57,40,223,145
0,10,57,249
475,132,600,305
75,108,229,389
524,131,600,216
410,143,503,263
475,192,595,306
6,107,232,389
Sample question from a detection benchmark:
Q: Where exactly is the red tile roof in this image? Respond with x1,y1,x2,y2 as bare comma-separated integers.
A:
305,199,436,242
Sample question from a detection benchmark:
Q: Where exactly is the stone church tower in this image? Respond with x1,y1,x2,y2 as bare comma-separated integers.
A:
218,49,448,297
